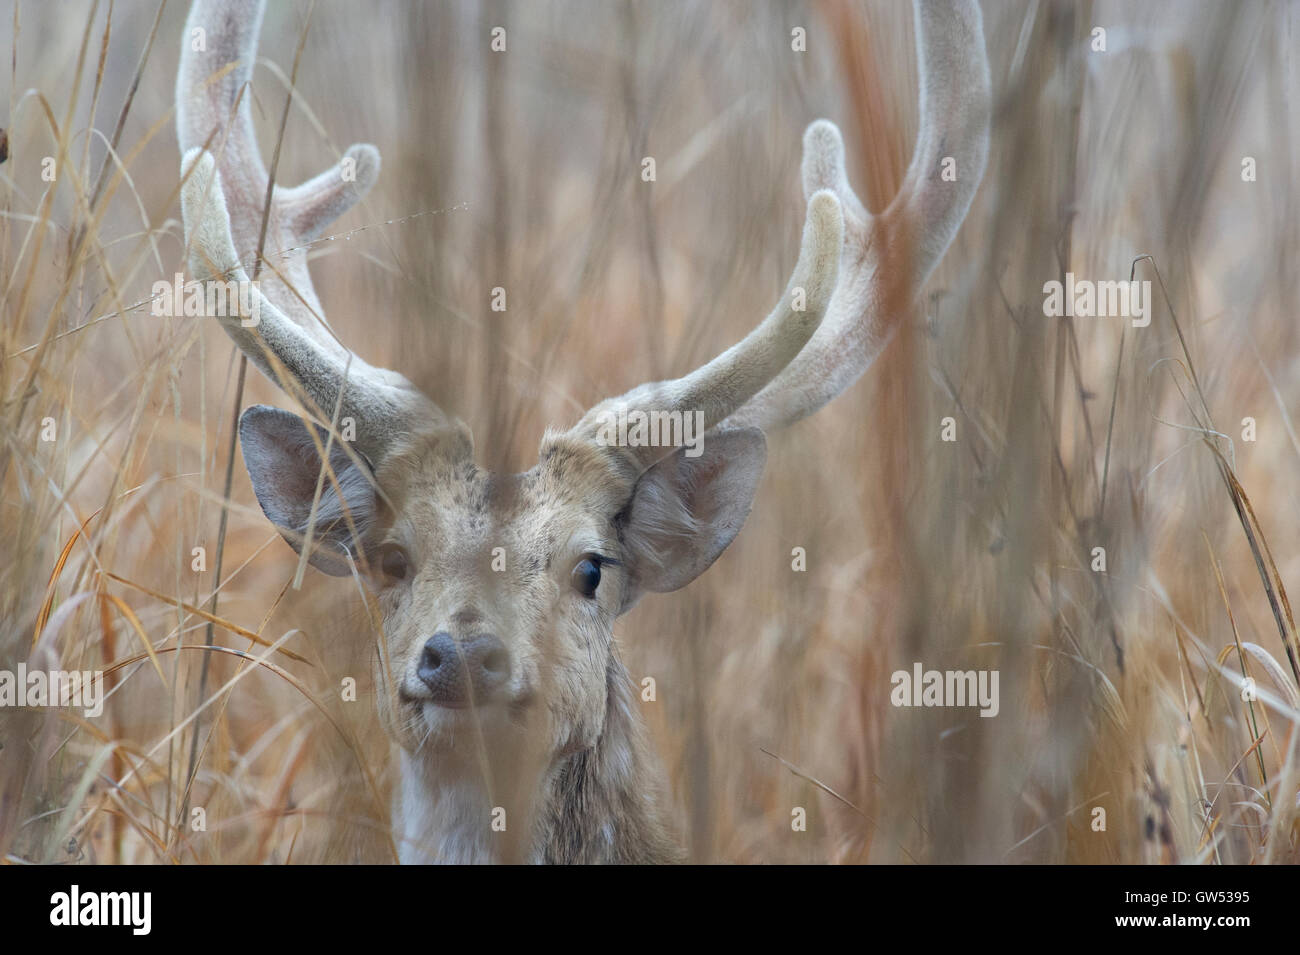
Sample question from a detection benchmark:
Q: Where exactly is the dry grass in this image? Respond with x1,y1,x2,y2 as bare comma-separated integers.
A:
3,0,1300,864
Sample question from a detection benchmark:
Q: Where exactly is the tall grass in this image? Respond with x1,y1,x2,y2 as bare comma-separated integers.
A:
2,0,1298,864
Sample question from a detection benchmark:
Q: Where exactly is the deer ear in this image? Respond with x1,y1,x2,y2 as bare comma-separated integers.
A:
618,427,767,610
238,405,378,577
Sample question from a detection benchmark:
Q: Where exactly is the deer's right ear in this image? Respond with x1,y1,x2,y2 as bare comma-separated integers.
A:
238,405,378,577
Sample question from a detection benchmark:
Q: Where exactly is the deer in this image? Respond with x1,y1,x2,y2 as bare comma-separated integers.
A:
175,0,990,863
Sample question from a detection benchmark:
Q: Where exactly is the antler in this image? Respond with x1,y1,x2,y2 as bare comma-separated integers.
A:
556,0,988,463
177,0,439,462
723,0,991,432
552,191,844,473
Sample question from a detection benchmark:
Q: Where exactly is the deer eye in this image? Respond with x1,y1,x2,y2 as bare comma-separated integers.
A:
571,556,601,598
378,544,409,583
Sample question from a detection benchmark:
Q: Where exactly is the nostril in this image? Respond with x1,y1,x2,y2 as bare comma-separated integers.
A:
419,639,446,672
467,634,510,691
481,647,508,675
417,632,458,697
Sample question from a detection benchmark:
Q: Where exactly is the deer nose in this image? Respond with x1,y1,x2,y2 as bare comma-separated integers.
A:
416,632,510,705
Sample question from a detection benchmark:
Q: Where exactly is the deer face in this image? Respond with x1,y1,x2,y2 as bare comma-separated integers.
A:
369,455,618,758
236,400,768,760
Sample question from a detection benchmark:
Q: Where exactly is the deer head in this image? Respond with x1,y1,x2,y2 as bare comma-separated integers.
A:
176,0,989,862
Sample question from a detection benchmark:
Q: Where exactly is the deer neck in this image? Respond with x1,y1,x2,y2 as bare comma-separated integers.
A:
395,656,679,864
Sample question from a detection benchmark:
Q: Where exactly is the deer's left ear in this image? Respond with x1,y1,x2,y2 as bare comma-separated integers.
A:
617,427,767,612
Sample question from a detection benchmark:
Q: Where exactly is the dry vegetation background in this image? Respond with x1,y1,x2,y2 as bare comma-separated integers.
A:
2,0,1300,864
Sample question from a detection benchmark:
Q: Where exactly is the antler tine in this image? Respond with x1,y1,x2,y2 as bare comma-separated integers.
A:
552,190,843,474
723,0,991,433
177,0,439,460
180,151,434,458
890,0,990,284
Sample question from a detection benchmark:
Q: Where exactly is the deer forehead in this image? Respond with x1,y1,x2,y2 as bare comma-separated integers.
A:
381,438,633,573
